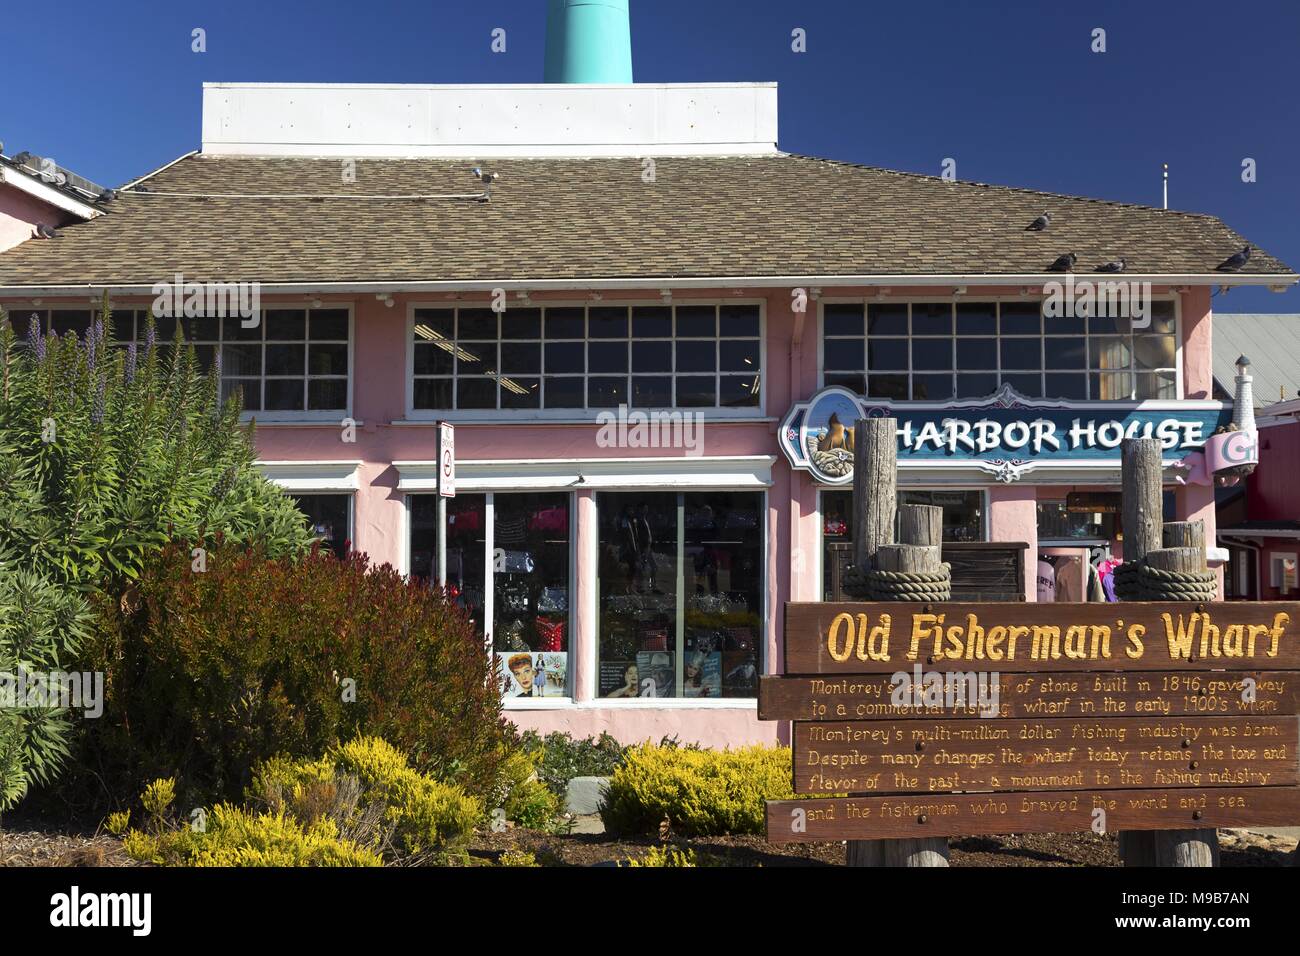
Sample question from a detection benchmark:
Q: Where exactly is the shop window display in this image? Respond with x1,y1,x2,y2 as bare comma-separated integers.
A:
290,493,352,559
408,493,571,699
597,491,763,699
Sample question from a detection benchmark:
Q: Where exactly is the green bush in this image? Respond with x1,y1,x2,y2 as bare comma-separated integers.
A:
496,746,561,830
517,730,627,798
626,846,702,867
600,744,792,837
0,305,312,809
80,541,511,807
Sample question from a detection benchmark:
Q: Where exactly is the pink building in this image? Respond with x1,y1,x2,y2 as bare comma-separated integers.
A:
1,77,1295,748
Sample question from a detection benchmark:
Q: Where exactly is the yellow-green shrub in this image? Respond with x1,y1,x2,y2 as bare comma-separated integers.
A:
600,744,792,837
627,846,699,867
497,746,560,830
498,849,539,867
122,804,382,867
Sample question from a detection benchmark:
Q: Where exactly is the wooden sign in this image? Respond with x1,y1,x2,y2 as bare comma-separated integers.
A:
792,715,1298,795
784,602,1300,674
759,672,1300,722
765,786,1300,843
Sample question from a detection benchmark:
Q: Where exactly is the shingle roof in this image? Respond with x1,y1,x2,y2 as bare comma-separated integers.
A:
1213,314,1300,406
0,153,1292,286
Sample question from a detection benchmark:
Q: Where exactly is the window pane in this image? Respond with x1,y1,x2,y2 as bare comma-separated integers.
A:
310,309,349,340
458,377,496,409
632,341,671,373
588,376,628,408
632,376,671,407
186,316,220,342
1092,372,1133,400
912,303,952,335
823,304,865,337
1002,372,1042,398
415,343,455,375
1045,373,1088,400
222,379,261,410
292,493,351,559
503,308,541,339
1000,302,1041,335
193,344,215,374
677,376,717,407
545,342,584,374
1000,338,1041,369
632,306,671,338
720,304,760,337
223,315,262,341
676,340,716,373
957,373,998,398
413,378,452,409
1044,337,1087,369
899,490,984,542
721,375,761,408
720,339,760,372
955,302,996,334
1149,301,1176,334
109,312,135,341
868,304,908,335
824,372,866,393
266,343,304,376
456,341,492,375
1090,337,1132,369
1133,334,1175,370
588,307,629,339
868,338,908,370
223,343,262,376
545,307,585,339
675,306,716,338
957,338,997,368
912,338,953,371
265,310,306,340
500,342,541,374
50,310,92,335
912,373,954,400
588,341,628,374
308,379,347,410
1136,371,1178,400
458,308,498,340
501,378,540,409
309,344,348,376
867,374,908,401
544,377,584,408
413,309,454,339
824,339,865,372
265,379,305,411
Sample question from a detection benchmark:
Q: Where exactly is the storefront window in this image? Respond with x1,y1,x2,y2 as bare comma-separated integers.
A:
1036,500,1115,543
821,489,984,599
597,491,763,699
409,493,571,700
290,493,352,559
412,304,762,412
823,301,1177,401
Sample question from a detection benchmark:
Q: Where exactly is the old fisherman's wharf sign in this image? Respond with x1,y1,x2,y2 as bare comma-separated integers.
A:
779,385,1232,484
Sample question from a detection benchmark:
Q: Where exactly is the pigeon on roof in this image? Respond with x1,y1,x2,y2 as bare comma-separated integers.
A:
1048,253,1077,272
1095,257,1126,273
1216,245,1251,272
1026,212,1051,232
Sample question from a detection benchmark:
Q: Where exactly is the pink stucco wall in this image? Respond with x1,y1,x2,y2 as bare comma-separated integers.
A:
0,184,75,252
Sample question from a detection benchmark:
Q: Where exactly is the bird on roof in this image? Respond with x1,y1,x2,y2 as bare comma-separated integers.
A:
1026,212,1051,232
1048,253,1077,272
1216,245,1251,272
1095,257,1126,273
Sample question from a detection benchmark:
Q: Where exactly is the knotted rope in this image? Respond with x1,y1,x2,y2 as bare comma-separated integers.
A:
843,564,953,602
1138,563,1218,602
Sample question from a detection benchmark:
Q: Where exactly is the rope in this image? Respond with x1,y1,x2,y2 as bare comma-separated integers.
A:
1138,564,1218,602
843,564,952,602
1112,562,1142,601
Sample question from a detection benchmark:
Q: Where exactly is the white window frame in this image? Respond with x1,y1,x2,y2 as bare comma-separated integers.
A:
403,299,768,422
817,295,1183,402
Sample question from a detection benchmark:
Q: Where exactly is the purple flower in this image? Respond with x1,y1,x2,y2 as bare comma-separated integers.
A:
144,322,156,358
85,326,97,375
27,314,45,362
124,342,137,384
92,370,107,424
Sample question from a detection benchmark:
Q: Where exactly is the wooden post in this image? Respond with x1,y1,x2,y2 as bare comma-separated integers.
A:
1144,542,1221,868
852,419,896,574
1117,438,1164,867
845,493,951,867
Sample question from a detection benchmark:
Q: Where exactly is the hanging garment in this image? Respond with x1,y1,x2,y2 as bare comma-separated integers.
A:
1036,559,1057,603
1087,564,1106,603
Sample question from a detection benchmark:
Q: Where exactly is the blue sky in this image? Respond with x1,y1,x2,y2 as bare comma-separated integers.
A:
3,0,1296,311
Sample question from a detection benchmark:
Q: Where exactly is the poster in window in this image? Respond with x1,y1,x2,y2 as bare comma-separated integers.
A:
600,660,640,698
497,652,567,699
682,651,721,698
636,651,675,698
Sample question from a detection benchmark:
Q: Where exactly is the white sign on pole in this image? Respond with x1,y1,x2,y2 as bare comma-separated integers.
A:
438,422,456,498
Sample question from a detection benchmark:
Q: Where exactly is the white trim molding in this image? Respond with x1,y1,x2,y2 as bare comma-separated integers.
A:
0,165,101,220
395,455,776,492
256,459,362,491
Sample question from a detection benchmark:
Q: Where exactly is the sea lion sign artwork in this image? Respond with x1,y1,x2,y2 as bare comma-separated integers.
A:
779,385,1232,485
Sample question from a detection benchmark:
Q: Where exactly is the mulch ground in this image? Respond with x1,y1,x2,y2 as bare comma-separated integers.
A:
2,818,1293,868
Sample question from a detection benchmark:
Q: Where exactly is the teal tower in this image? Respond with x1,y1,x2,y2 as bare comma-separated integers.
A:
544,0,634,83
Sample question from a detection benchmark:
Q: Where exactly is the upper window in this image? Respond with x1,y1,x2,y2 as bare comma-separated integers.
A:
823,301,1178,402
19,307,351,416
411,303,762,413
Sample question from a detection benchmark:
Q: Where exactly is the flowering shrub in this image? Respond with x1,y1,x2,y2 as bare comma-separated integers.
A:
81,542,511,806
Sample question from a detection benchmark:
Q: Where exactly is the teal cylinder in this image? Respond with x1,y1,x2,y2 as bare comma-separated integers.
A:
544,0,633,83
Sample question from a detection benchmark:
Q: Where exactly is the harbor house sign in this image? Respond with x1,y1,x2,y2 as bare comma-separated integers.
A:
779,385,1232,484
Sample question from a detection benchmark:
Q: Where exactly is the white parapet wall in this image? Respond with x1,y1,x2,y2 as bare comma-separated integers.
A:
201,82,780,158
